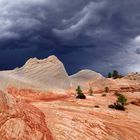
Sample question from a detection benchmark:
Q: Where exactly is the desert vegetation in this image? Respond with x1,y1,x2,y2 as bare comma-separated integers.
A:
76,86,86,99
109,94,127,111
108,70,123,79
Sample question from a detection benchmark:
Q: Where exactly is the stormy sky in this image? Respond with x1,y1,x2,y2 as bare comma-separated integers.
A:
0,0,140,75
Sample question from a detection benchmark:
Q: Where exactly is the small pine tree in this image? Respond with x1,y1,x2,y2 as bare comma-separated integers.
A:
112,70,119,79
89,87,93,96
76,85,82,95
117,94,127,105
76,86,86,99
108,72,112,78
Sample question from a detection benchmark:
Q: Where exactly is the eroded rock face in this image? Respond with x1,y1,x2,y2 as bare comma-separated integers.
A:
15,55,71,91
70,69,104,88
0,91,53,140
7,86,68,102
0,56,106,91
0,55,71,91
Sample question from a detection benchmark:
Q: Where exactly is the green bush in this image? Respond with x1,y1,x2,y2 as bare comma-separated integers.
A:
108,103,125,111
108,72,112,78
117,94,127,106
76,94,86,99
112,70,119,79
108,94,127,111
108,70,123,79
76,86,86,99
76,86,82,95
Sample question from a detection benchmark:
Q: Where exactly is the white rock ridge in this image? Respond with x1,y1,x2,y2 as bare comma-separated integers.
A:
70,69,104,88
0,55,104,91
1,55,71,91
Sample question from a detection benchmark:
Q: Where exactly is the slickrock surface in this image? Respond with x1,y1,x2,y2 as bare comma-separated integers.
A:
33,93,140,140
124,72,140,83
89,78,140,92
0,90,53,140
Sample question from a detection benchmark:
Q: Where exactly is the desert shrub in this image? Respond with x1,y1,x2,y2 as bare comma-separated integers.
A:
117,94,127,106
112,70,119,79
108,103,125,111
108,70,123,79
105,87,109,93
108,72,112,78
76,94,86,99
102,94,106,97
76,86,86,99
108,94,127,111
76,86,82,95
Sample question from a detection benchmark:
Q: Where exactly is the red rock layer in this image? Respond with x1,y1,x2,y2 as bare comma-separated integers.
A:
0,90,53,140
7,86,68,102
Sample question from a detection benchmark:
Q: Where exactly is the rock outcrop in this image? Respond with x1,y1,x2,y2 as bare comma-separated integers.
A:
124,72,140,83
0,55,71,91
0,91,53,140
70,69,104,88
0,56,105,91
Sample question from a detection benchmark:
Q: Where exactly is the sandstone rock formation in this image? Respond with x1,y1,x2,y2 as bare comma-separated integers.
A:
89,78,140,92
0,55,71,91
0,56,105,91
124,72,140,83
70,69,104,88
0,90,53,140
0,55,140,140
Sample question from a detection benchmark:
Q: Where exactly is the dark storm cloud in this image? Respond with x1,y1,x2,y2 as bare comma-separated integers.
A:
0,0,140,75
136,48,140,54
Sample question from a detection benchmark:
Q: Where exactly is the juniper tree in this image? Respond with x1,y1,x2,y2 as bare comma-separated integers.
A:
117,94,127,106
112,70,119,79
108,72,112,78
76,86,86,99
